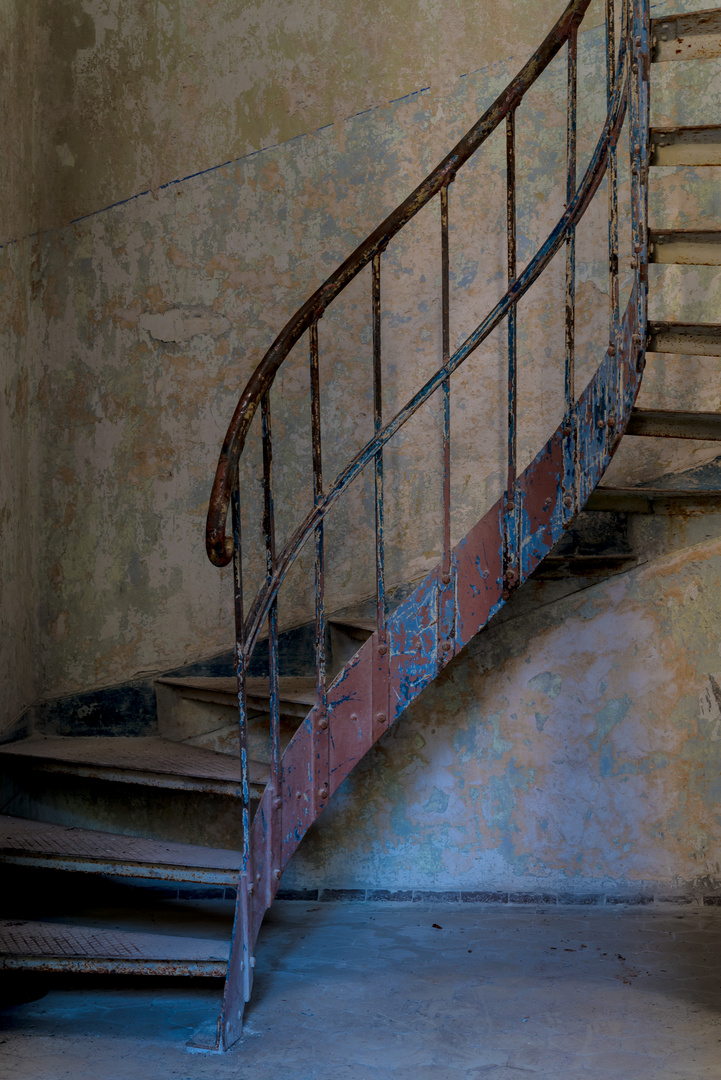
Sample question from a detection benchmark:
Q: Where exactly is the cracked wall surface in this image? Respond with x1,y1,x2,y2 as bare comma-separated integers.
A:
2,0,721,892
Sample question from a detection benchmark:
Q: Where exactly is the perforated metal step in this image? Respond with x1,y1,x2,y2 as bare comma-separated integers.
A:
0,736,268,795
0,815,241,883
0,920,229,975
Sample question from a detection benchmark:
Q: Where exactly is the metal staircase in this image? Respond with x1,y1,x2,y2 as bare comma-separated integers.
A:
2,0,721,1053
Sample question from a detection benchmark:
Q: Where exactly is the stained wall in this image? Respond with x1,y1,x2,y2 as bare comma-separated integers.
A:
2,0,721,896
1,5,40,734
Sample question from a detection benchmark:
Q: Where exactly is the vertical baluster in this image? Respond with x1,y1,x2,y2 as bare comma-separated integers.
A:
504,109,519,594
309,321,326,713
230,481,252,1003
372,251,385,636
565,25,578,512
606,0,620,352
441,185,452,584
261,392,281,898
630,0,650,368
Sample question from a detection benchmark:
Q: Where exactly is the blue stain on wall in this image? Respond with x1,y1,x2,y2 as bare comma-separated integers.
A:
452,712,513,763
424,787,449,814
590,695,632,754
527,671,562,699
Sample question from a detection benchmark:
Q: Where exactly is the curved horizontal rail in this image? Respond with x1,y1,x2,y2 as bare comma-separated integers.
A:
237,37,629,663
206,0,594,568
214,0,650,1048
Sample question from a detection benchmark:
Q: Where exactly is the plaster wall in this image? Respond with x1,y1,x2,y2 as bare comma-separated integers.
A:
5,3,630,709
0,6,40,732
5,0,607,240
2,0,721,896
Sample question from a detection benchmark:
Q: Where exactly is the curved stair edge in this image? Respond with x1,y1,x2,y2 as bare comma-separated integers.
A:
218,280,646,1046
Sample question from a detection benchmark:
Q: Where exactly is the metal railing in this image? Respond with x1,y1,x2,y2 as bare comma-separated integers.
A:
206,0,649,1048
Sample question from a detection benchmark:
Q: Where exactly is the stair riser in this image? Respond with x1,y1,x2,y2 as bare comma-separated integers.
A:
649,238,721,264
652,11,721,64
0,770,247,850
647,326,721,355
651,57,721,129
156,685,304,759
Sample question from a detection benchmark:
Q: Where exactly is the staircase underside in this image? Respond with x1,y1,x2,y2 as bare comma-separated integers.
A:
239,281,645,979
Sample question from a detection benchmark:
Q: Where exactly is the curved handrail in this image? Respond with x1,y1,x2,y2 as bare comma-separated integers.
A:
213,0,649,1047
206,0,594,568
228,37,629,662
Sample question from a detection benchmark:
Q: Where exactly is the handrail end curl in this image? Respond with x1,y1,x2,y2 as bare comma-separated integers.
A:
206,463,235,567
207,528,234,568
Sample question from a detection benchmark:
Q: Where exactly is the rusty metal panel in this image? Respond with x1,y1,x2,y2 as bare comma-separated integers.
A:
454,499,504,650
518,432,565,579
327,645,374,793
437,566,456,668
388,572,439,722
279,719,313,864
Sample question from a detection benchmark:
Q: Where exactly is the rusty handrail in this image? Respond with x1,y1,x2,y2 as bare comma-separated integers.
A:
206,0,594,568
211,0,648,1047
236,37,629,663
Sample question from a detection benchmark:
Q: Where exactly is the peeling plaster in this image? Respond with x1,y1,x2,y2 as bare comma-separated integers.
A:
2,0,721,897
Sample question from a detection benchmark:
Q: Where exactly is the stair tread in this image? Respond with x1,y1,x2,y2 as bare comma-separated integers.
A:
0,815,241,873
627,407,721,439
650,124,721,166
647,322,721,355
0,736,268,788
587,487,721,512
649,229,721,265
651,8,721,63
157,675,317,706
0,919,229,967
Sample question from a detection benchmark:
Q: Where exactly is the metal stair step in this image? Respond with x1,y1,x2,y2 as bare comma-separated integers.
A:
328,616,377,641
0,736,268,796
155,675,316,719
651,8,721,63
647,322,721,355
649,229,721,264
587,488,721,512
0,919,229,975
0,815,241,884
627,408,721,439
650,124,721,166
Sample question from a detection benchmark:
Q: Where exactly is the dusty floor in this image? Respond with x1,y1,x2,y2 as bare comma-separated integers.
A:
1,900,721,1079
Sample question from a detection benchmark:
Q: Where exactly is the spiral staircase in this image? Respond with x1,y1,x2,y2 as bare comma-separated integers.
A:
2,0,721,1053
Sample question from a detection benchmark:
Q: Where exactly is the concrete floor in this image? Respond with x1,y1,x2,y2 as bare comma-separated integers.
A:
1,900,721,1079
